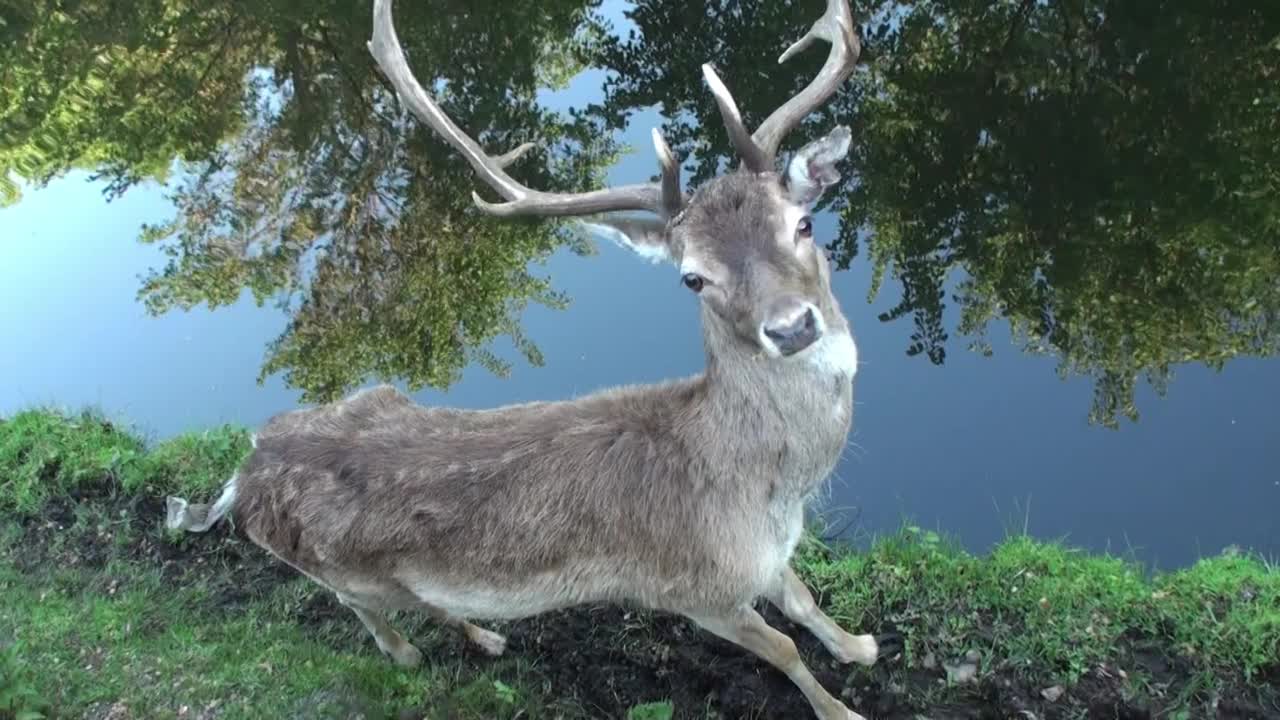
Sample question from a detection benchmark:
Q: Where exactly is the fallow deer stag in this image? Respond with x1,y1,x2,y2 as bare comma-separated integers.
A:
166,0,892,717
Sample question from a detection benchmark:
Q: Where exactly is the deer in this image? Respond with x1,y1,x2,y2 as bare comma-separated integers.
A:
165,0,894,717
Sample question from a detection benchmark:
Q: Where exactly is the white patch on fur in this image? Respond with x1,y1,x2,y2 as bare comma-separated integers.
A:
756,501,806,590
165,473,239,532
781,205,806,253
579,221,671,264
679,257,710,281
781,503,805,559
400,573,576,621
211,473,238,517
768,305,858,378
804,331,858,379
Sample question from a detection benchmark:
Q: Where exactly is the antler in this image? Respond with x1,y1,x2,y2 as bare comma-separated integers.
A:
368,0,684,219
702,0,861,173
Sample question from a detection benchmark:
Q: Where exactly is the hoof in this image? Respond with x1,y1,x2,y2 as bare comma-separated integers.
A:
817,699,867,720
466,626,507,656
389,642,423,668
875,631,904,659
833,633,879,666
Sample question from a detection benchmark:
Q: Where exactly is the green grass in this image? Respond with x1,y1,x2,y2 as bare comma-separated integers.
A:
1,408,1277,718
0,408,146,515
0,561,561,719
793,526,1279,686
1154,551,1280,680
0,408,252,517
0,641,49,720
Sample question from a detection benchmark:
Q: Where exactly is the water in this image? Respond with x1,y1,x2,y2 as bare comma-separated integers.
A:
2,0,1277,569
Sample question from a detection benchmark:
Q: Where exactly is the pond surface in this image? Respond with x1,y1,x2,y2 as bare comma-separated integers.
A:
2,0,1277,569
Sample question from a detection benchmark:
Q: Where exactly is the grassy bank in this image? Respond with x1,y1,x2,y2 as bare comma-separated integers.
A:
1,407,1276,719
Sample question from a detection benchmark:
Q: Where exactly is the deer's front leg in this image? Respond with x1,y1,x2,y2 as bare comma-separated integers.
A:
688,605,866,720
767,566,885,666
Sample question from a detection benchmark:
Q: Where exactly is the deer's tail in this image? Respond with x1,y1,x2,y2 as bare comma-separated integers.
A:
165,434,254,533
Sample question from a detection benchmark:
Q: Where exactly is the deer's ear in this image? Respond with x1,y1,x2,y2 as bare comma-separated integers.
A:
578,217,675,265
785,126,852,206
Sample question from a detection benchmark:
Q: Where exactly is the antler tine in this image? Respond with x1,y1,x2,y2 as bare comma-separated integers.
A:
368,0,666,218
494,142,535,168
697,0,859,172
651,128,685,216
701,64,771,173
751,0,861,165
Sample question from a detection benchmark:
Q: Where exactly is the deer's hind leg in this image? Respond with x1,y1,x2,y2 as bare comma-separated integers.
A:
395,578,510,657
417,602,507,657
337,594,423,667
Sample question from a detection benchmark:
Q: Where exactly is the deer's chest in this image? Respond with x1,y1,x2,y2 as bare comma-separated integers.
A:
752,498,807,588
772,371,854,497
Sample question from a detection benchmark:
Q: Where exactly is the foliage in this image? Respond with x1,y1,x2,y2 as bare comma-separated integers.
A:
2,0,619,403
595,0,1280,427
12,0,1276,421
0,0,260,205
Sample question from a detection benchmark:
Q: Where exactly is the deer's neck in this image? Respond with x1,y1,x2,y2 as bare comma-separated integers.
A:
692,326,857,501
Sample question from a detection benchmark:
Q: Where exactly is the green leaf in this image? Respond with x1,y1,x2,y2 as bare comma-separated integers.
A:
627,700,675,720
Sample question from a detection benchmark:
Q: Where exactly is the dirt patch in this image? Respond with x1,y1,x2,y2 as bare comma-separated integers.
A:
9,491,297,607
495,604,851,719
309,595,1277,720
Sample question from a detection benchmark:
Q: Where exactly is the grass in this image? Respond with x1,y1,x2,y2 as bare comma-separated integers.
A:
1,407,1276,719
0,561,557,719
0,408,252,516
793,526,1280,686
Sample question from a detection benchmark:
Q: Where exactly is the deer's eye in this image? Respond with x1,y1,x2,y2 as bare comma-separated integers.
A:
796,216,813,240
681,273,705,293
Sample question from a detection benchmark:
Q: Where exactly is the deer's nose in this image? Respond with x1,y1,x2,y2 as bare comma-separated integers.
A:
763,306,819,356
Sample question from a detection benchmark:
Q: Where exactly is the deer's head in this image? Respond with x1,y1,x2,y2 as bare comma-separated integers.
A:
369,0,861,373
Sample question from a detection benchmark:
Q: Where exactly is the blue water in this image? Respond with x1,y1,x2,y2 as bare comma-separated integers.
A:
2,2,1276,570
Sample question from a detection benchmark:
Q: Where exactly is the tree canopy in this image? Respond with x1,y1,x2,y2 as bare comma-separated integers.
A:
5,0,1278,424
0,0,259,203
2,0,618,402
596,0,1280,427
